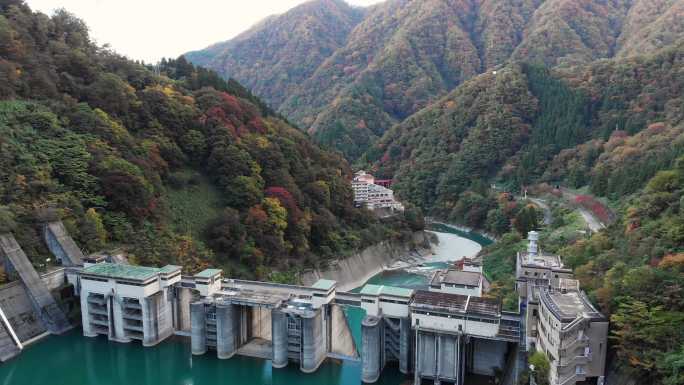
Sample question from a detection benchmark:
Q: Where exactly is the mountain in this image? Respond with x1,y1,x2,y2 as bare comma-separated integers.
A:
368,43,684,216
188,0,684,160
185,0,365,109
0,1,418,281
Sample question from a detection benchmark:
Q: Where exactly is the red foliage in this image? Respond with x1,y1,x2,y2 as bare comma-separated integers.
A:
574,195,610,224
245,205,268,227
248,118,267,134
265,186,302,224
220,93,243,116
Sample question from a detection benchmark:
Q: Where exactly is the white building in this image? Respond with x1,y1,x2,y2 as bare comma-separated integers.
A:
359,284,413,318
79,262,181,346
516,231,608,385
537,280,608,385
429,269,484,297
352,171,404,211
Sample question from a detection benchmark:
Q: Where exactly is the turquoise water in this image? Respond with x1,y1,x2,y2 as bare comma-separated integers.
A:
428,223,494,247
0,229,492,385
1,309,407,385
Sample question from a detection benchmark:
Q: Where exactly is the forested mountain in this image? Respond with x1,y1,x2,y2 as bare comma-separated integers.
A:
185,0,366,109
361,41,683,384
368,43,684,221
0,1,418,281
188,0,684,160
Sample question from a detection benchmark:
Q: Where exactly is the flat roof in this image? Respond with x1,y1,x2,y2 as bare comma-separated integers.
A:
360,284,413,298
82,263,161,281
216,289,288,307
443,270,481,286
542,289,604,323
411,290,500,318
159,265,182,274
519,252,566,270
311,279,336,291
194,269,222,279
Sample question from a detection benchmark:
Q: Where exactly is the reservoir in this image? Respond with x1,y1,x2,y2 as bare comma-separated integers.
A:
0,226,491,385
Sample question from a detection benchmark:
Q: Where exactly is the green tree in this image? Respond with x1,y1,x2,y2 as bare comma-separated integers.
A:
528,350,550,385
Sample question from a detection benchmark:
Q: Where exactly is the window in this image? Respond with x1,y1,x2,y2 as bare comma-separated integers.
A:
362,299,375,304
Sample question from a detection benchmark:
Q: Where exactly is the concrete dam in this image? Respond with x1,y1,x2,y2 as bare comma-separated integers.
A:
0,224,607,385
75,257,526,385
0,223,523,384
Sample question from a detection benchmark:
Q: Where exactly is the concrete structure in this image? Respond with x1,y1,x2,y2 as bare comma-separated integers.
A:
43,221,85,267
516,232,608,385
430,269,484,297
359,285,413,380
0,267,71,362
537,280,608,385
187,275,356,374
0,234,71,335
410,290,517,385
78,262,181,347
352,171,404,211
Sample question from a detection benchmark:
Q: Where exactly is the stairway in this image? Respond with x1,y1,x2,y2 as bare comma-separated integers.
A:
0,234,71,334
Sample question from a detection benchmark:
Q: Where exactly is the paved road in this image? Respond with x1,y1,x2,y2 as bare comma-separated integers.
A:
559,188,608,233
528,198,552,225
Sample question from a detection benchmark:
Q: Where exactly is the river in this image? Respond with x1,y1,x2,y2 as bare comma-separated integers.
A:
0,226,491,385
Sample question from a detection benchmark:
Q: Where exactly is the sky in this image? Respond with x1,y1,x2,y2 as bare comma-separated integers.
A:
26,0,384,63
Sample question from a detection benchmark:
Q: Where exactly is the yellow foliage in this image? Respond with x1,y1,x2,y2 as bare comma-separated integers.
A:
659,253,684,268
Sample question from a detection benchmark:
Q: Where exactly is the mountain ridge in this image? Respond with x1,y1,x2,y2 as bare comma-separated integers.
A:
188,0,684,160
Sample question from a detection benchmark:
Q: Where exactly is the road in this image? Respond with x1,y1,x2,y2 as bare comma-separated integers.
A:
559,188,608,233
528,198,552,225
524,189,611,233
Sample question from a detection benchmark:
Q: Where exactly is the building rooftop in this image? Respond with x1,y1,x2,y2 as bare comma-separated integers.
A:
159,265,182,274
519,251,567,270
311,279,336,291
194,268,222,279
443,270,481,286
82,263,165,282
360,284,414,298
541,289,605,323
411,290,500,318
216,289,289,308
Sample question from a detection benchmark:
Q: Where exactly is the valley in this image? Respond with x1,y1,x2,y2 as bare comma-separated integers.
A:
0,0,683,384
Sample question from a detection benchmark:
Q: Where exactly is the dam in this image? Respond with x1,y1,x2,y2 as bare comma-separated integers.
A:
73,260,524,384
0,224,606,385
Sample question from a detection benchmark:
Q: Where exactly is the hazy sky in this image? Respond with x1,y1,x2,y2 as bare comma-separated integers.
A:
26,0,383,63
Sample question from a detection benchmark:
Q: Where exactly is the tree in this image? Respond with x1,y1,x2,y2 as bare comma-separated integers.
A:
225,176,263,209
80,208,107,252
528,350,550,385
514,205,539,237
660,344,684,385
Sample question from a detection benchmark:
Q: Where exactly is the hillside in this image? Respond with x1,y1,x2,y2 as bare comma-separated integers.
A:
185,0,365,110
188,0,684,160
366,43,684,217
0,1,418,281
361,42,684,384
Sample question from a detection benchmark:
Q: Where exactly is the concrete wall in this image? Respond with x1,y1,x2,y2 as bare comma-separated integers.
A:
300,231,433,291
471,338,507,376
329,305,357,358
0,268,67,342
250,307,271,340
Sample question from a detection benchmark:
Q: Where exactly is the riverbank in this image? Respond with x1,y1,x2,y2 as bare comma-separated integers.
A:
299,231,435,292
300,223,496,292
427,220,497,244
